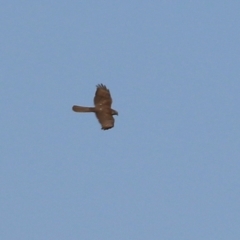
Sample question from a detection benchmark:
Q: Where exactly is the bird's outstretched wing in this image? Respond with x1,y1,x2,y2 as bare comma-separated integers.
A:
94,84,112,108
95,109,115,130
94,84,114,130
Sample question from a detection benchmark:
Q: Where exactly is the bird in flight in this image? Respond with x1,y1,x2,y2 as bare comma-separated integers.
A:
72,84,118,130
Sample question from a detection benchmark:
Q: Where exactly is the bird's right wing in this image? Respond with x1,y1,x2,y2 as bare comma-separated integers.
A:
95,109,115,130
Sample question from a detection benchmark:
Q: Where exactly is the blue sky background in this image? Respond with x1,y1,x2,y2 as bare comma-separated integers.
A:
1,1,240,239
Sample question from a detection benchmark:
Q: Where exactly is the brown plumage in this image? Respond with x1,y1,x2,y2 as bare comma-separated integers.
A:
72,84,118,130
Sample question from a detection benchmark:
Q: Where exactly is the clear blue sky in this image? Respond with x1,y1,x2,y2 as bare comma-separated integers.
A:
1,1,240,239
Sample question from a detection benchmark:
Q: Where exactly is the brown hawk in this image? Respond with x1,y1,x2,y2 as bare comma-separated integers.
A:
72,84,118,130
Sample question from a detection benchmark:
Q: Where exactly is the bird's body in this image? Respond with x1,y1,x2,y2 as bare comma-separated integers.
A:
72,84,118,130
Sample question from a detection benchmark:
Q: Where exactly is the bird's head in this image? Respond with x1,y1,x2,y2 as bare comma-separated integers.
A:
111,109,118,116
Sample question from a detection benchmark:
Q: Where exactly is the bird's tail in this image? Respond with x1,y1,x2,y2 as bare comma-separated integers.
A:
72,105,96,112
